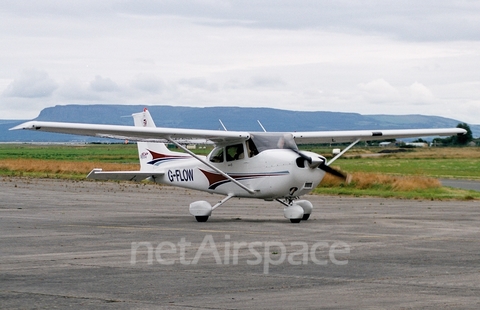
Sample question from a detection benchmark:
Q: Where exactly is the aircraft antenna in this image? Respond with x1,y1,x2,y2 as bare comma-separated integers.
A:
257,120,267,132
219,119,228,131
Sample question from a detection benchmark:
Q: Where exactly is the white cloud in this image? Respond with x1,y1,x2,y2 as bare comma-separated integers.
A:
408,82,434,104
178,77,218,92
131,74,164,93
89,76,120,92
249,76,286,89
3,69,57,98
357,79,399,104
1,1,480,124
57,78,99,101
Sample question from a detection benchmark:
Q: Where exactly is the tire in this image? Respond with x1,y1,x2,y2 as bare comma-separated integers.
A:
302,214,310,221
195,216,209,222
290,218,301,223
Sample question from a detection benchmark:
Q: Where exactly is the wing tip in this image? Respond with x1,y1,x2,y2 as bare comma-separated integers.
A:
9,121,34,131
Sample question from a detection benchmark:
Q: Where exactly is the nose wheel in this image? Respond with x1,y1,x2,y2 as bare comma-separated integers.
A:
195,216,209,222
277,199,313,223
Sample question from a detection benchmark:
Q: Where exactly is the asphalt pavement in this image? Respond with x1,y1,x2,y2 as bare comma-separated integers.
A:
441,178,480,192
1,178,479,309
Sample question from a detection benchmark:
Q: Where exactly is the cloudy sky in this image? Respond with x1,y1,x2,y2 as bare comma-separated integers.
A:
1,1,480,123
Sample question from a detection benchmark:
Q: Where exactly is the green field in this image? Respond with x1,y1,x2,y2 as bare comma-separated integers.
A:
0,143,139,163
305,145,480,179
332,157,480,179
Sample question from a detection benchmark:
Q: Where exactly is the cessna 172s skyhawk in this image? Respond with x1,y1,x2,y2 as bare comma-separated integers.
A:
12,109,465,223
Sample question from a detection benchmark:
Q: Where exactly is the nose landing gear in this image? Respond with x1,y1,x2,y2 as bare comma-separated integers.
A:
276,198,313,223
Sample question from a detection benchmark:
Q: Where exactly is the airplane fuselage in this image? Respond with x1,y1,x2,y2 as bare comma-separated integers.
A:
151,149,326,199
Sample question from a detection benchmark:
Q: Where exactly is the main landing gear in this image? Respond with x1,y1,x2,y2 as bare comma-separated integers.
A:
189,195,235,223
189,195,313,223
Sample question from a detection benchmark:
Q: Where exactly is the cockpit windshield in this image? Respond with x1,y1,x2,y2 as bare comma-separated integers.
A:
249,133,298,153
208,133,298,163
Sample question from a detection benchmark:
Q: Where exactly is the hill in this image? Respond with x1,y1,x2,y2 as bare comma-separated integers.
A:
2,104,478,142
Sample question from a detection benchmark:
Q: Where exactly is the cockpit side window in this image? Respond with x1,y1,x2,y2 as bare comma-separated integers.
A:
226,143,244,162
246,138,259,158
209,147,224,163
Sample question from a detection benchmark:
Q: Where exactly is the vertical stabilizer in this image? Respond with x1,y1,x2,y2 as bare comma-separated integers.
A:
132,108,156,128
132,108,189,171
133,108,161,171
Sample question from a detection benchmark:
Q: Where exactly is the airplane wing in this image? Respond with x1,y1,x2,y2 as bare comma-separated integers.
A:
86,168,164,182
292,128,467,144
11,120,465,144
10,121,250,144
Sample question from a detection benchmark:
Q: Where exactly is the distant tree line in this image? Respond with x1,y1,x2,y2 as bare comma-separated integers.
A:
432,123,474,146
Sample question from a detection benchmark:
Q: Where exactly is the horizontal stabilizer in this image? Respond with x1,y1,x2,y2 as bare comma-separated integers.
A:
87,168,164,182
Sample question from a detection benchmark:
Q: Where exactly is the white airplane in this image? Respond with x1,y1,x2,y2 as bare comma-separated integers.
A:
11,108,466,223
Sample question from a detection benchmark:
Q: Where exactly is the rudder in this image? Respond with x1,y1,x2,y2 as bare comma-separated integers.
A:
132,108,189,171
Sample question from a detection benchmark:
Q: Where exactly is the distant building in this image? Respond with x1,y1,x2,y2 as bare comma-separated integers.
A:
405,142,428,148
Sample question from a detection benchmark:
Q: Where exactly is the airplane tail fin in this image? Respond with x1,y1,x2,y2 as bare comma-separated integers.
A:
132,108,156,128
132,108,189,171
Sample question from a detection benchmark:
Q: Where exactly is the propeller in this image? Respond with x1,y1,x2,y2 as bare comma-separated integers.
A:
319,162,349,180
295,150,351,183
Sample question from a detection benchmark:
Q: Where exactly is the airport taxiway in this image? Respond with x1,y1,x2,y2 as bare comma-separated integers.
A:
1,177,479,309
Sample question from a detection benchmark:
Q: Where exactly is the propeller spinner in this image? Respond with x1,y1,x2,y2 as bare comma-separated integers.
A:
295,150,351,183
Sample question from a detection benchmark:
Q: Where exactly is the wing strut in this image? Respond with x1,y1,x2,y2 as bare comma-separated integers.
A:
212,194,235,211
167,138,256,194
327,138,361,166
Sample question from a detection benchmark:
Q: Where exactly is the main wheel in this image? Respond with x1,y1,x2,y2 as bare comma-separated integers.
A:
302,214,310,221
290,218,301,223
195,216,209,222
